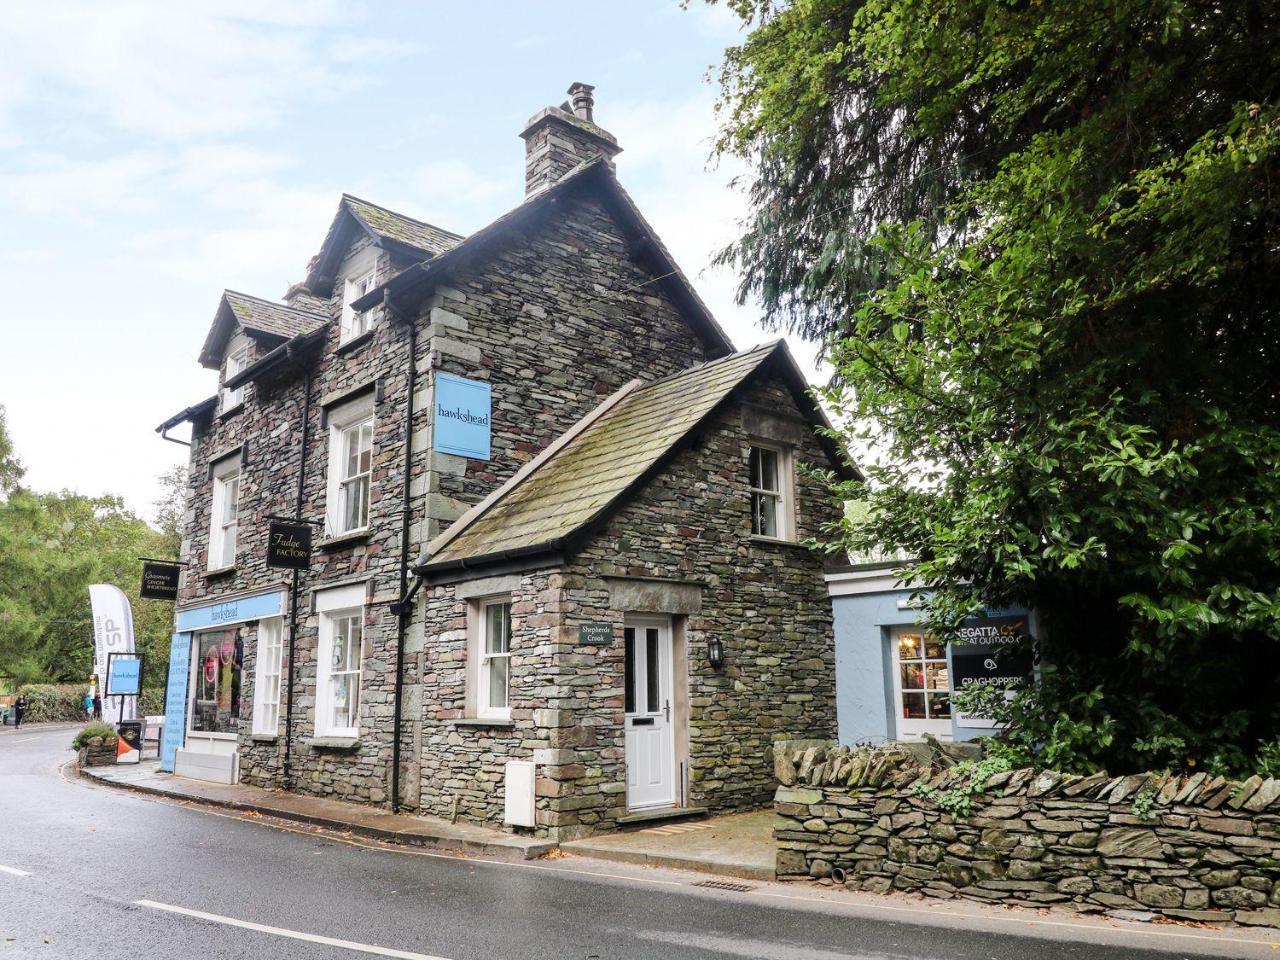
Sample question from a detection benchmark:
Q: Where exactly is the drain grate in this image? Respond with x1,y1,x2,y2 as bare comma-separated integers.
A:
692,879,756,892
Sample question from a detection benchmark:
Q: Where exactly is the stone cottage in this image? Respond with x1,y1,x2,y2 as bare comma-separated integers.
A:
156,83,854,839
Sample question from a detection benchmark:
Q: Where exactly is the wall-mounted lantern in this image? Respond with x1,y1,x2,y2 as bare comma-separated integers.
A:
707,637,725,671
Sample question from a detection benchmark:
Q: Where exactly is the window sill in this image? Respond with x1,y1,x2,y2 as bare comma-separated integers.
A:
448,718,515,729
248,733,278,744
747,535,808,550
307,736,360,751
317,529,371,551
218,402,244,420
205,565,238,578
336,330,375,355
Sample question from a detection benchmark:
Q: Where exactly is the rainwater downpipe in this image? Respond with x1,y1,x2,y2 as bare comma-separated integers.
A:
284,367,313,789
390,295,417,814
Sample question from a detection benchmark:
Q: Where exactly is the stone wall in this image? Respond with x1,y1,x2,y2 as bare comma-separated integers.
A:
77,736,118,768
416,372,842,839
774,742,1280,929
180,181,716,815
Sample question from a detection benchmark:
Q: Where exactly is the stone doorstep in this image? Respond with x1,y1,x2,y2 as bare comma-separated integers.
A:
79,764,555,861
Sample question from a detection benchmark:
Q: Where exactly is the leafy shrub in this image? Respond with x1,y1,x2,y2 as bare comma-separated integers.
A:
1256,741,1280,779
18,683,88,722
71,722,117,750
911,756,1012,817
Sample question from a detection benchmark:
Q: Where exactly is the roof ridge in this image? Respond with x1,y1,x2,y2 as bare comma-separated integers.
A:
341,193,465,240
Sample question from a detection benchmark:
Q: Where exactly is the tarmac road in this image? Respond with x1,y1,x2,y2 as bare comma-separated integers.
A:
1,724,1275,960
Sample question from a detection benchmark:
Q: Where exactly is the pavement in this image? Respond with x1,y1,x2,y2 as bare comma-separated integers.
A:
81,758,555,859
562,809,776,880
4,722,1280,959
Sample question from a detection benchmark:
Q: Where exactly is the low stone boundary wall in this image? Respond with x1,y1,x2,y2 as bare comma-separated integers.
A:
77,736,118,768
774,742,1280,928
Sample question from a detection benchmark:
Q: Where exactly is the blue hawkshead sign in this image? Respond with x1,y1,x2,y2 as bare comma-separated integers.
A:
434,372,492,460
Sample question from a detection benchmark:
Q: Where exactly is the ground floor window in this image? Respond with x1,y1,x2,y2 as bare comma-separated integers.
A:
315,583,367,738
252,618,284,736
192,628,242,734
892,629,951,738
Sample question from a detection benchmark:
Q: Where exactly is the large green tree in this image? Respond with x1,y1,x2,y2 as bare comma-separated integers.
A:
0,408,177,688
709,0,1280,774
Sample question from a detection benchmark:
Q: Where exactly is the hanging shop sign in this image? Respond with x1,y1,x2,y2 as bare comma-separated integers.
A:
140,561,182,601
434,372,492,460
577,622,614,645
952,615,1035,728
267,520,312,569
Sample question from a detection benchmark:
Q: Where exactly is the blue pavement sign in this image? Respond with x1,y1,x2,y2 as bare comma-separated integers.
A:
159,633,191,772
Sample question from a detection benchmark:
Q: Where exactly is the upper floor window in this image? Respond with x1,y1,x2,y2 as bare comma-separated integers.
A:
325,394,374,537
222,346,249,411
749,444,794,540
209,457,241,570
340,269,377,343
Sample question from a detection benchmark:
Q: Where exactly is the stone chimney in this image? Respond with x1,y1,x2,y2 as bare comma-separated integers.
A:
519,82,622,198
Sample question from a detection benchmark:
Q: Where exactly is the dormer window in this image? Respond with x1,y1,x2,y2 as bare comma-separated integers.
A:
340,269,377,343
222,346,248,411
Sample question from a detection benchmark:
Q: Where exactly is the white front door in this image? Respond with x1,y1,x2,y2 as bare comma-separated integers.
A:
624,618,675,810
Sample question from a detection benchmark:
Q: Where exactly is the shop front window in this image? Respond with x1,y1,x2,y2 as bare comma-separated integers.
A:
894,630,951,738
192,628,242,734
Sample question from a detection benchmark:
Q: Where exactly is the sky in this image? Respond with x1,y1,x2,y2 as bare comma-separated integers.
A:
0,1,822,524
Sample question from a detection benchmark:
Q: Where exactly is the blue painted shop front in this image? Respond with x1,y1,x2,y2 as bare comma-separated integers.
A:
826,564,1034,746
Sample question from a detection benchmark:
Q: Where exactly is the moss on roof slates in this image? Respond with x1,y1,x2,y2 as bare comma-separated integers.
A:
427,343,777,566
343,196,462,257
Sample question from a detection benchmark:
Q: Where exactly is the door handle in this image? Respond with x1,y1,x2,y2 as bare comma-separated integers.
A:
664,699,670,722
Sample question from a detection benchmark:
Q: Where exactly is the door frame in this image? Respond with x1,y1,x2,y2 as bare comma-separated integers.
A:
889,625,953,741
624,614,679,811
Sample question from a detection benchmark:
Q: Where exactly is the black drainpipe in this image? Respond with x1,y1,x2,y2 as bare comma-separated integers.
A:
390,294,417,813
284,366,313,789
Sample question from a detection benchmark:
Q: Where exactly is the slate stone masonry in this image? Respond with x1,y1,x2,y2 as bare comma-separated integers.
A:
774,741,1280,929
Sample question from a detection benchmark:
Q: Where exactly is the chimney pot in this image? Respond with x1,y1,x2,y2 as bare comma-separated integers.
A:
568,82,595,123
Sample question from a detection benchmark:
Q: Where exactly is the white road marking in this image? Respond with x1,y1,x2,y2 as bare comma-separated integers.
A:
0,865,31,876
134,900,454,960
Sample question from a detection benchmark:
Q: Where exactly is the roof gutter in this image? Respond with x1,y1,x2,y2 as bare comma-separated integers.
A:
224,329,325,391
155,396,217,445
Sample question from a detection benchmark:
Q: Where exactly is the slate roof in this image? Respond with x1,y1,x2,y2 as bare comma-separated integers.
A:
198,291,328,369
353,157,736,359
419,342,783,572
305,195,463,293
342,195,463,257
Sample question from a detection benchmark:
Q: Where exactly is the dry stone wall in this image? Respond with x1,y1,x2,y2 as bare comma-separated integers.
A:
774,741,1280,929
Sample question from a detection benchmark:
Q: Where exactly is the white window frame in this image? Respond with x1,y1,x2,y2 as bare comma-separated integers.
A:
325,394,375,538
222,345,249,411
315,584,366,739
340,268,377,343
891,628,953,740
251,618,284,736
470,597,512,721
208,456,241,570
749,443,795,541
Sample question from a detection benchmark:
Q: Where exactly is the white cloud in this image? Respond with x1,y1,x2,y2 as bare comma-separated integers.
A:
0,1,376,141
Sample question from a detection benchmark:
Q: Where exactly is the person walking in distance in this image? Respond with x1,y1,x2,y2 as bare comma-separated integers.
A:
92,692,102,721
12,693,27,729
